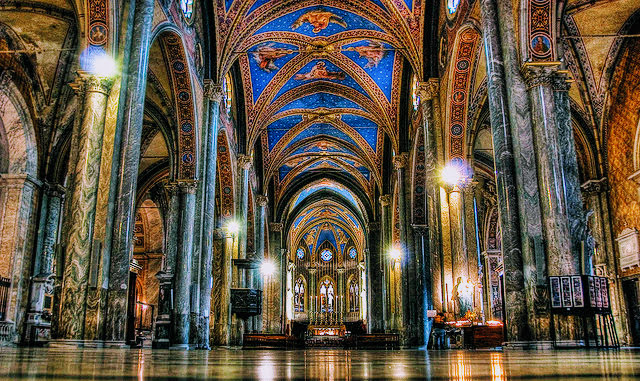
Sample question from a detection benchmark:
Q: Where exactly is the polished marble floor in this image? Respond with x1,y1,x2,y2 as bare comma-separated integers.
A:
0,347,639,380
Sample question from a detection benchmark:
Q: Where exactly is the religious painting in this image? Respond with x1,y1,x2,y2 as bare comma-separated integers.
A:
294,61,345,81
347,41,386,69
88,24,107,46
572,276,584,308
320,278,335,313
550,277,562,308
251,43,293,73
291,8,347,33
531,35,551,56
561,276,573,308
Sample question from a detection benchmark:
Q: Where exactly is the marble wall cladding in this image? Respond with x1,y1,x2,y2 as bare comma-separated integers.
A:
0,175,38,342
607,38,640,237
0,92,37,176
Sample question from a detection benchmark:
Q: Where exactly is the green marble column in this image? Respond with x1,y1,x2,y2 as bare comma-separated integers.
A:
255,195,268,332
198,81,223,349
172,181,197,349
58,73,114,341
393,154,409,335
237,155,252,263
104,0,154,344
379,195,391,331
366,223,384,332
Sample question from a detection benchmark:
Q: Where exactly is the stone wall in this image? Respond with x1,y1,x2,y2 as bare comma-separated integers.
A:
607,38,640,237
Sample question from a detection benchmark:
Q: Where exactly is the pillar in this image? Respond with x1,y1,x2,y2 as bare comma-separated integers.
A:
480,0,537,343
58,73,114,341
27,184,64,341
523,65,580,276
379,195,391,330
172,181,197,348
212,229,232,345
268,222,284,333
104,0,154,344
367,223,384,332
237,155,252,262
197,81,223,349
255,195,267,332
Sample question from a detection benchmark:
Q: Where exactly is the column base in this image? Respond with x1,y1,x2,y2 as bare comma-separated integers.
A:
503,340,555,350
48,339,105,348
169,344,190,350
152,339,171,349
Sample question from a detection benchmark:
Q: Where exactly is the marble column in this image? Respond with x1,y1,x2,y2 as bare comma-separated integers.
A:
448,187,468,312
197,81,223,349
522,66,580,276
27,184,64,339
412,225,430,347
236,155,252,262
212,230,232,345
104,0,154,344
255,195,267,332
418,80,445,314
268,222,284,333
366,223,384,332
394,154,411,337
481,0,530,336
172,181,197,348
379,195,391,330
58,73,114,341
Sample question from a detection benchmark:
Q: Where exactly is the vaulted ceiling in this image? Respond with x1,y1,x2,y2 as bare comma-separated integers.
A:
215,0,426,214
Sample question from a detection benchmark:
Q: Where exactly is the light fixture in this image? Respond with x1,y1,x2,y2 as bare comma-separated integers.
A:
81,47,117,77
389,247,402,262
441,162,463,186
261,260,276,276
225,220,240,235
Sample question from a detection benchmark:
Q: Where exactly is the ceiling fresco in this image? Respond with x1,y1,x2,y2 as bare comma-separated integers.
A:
216,0,425,208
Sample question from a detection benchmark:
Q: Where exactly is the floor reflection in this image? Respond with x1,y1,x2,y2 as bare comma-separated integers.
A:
0,347,638,380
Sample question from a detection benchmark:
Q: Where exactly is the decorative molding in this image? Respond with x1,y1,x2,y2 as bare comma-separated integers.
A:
256,195,268,207
237,154,252,170
269,222,283,232
379,194,391,207
203,79,224,103
581,177,608,195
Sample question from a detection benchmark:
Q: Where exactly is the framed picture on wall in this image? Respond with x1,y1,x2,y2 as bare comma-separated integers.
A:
561,276,573,308
594,277,602,308
550,277,562,309
600,277,610,309
588,277,597,308
572,276,584,308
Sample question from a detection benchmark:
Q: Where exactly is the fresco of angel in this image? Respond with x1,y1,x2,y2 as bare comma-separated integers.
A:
294,61,346,81
347,41,386,69
291,9,347,33
251,43,293,72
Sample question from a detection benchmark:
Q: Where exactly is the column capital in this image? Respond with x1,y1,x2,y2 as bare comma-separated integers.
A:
177,180,198,194
521,63,568,90
581,177,609,195
237,154,252,170
411,224,429,236
70,71,115,95
44,183,66,198
392,153,408,170
417,78,439,101
256,195,269,207
270,222,283,232
164,182,180,195
203,79,224,103
337,267,346,274
379,194,391,207
366,221,380,232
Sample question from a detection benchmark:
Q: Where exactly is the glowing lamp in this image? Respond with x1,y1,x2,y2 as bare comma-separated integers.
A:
261,260,276,276
80,47,117,77
389,247,402,262
226,220,240,234
441,162,463,186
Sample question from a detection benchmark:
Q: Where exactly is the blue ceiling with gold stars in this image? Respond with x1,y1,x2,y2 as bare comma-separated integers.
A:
217,0,424,210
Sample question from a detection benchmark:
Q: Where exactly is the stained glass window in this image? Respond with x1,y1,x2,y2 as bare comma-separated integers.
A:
319,279,335,313
349,280,359,312
180,0,194,21
412,76,420,111
222,73,233,115
320,249,333,262
349,247,357,259
294,278,305,312
447,0,460,14
296,247,305,259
